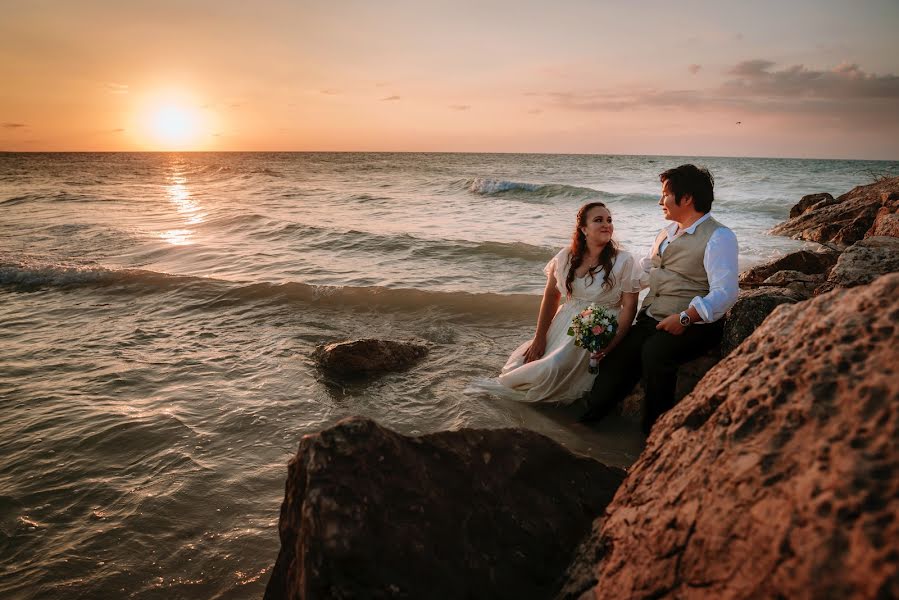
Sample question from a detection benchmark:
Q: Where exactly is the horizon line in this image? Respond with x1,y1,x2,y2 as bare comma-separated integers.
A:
1,149,897,162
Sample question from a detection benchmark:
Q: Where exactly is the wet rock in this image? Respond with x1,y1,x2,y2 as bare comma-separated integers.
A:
314,338,429,377
788,192,838,218
559,273,899,600
265,417,626,600
771,176,899,246
720,287,804,356
739,249,838,286
827,236,899,289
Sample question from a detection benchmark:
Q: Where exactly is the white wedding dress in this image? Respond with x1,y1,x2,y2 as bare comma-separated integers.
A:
470,247,642,405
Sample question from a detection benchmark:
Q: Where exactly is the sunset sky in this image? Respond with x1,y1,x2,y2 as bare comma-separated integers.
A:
2,0,898,158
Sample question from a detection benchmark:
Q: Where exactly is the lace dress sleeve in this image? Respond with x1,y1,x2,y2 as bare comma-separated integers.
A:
543,247,570,296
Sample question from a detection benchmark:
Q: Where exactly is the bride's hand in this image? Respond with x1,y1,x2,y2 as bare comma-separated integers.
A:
524,336,546,363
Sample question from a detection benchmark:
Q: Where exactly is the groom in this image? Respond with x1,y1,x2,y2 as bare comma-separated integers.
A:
581,164,739,434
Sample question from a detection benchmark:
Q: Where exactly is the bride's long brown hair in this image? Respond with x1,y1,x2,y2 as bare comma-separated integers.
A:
565,202,619,296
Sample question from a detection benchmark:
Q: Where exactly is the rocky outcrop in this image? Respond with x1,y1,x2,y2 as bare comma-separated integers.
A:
314,338,428,377
559,273,899,599
788,192,839,218
738,249,838,286
265,417,626,600
771,176,899,246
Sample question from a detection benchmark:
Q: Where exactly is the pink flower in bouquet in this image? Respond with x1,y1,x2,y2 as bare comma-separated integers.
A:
591,325,604,335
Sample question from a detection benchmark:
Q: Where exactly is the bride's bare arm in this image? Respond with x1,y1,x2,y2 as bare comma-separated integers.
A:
594,291,637,360
523,271,562,363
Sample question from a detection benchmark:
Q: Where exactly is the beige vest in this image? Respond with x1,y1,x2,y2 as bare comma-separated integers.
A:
642,217,723,318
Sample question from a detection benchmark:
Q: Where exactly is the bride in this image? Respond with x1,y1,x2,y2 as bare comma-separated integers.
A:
485,202,641,404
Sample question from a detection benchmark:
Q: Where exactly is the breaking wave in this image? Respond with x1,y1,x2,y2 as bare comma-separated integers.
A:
0,260,540,319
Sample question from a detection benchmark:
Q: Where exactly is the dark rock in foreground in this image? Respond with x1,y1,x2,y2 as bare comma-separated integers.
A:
266,417,626,600
771,176,899,246
314,338,429,377
559,273,899,599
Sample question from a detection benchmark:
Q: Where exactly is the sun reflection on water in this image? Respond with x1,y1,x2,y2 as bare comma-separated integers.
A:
160,169,206,245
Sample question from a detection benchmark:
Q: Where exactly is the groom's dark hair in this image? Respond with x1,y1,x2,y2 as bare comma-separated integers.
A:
660,164,714,213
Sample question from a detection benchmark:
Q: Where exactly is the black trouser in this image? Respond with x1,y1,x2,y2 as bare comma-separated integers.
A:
581,310,723,434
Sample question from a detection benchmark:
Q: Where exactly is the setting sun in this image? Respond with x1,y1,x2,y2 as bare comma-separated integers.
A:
152,105,197,144
128,90,216,150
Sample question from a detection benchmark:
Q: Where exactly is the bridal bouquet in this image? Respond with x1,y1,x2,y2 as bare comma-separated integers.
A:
567,304,617,374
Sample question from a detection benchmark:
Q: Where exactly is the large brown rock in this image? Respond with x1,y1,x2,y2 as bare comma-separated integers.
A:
738,249,838,286
827,236,899,289
559,274,899,599
266,417,626,600
314,338,428,377
771,176,899,246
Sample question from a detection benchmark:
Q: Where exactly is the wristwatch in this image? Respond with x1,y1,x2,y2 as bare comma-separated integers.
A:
679,311,692,327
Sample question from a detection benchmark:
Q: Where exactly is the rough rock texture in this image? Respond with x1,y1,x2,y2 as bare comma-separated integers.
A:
314,338,429,377
739,249,838,286
827,236,899,289
265,417,626,600
720,287,805,356
865,191,899,238
559,273,899,600
771,176,899,246
789,192,838,218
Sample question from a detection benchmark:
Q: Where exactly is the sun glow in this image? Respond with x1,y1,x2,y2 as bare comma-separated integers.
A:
153,105,197,143
135,92,213,150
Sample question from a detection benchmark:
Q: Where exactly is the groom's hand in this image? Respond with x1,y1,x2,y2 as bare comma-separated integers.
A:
656,314,686,335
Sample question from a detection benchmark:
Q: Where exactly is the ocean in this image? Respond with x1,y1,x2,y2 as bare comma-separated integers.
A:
2,152,897,598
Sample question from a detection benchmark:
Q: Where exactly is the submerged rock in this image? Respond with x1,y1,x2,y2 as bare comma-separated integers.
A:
559,273,899,599
314,338,429,377
265,417,626,600
771,176,899,246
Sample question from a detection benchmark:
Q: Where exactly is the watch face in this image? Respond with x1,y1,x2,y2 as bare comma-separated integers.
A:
679,313,690,326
